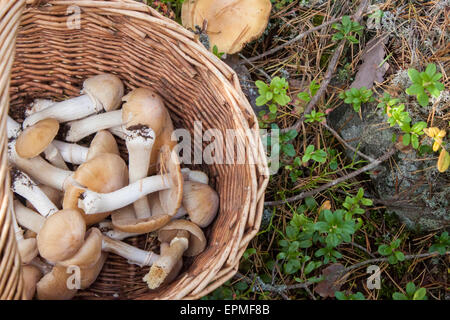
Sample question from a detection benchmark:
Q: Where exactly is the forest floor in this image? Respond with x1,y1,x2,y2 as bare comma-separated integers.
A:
146,0,449,300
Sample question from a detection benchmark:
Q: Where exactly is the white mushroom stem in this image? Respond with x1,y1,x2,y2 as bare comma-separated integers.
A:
11,169,58,217
52,140,88,165
98,221,141,241
23,94,99,128
43,143,69,170
125,127,155,219
7,117,73,191
109,125,126,140
101,236,159,267
181,168,209,185
79,174,171,214
64,110,123,142
145,234,189,289
14,200,45,234
7,116,21,139
24,99,55,118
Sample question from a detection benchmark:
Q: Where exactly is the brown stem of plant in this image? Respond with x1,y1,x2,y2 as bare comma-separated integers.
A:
264,147,396,206
280,0,371,134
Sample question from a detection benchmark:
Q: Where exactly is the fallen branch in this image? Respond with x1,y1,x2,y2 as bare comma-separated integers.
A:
321,121,375,162
264,147,395,206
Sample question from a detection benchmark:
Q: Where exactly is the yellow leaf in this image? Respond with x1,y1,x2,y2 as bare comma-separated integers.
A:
424,127,439,138
319,200,331,212
437,149,449,172
433,137,443,152
437,129,446,138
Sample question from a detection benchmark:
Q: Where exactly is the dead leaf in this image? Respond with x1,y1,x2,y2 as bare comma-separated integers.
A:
350,36,389,89
314,263,348,298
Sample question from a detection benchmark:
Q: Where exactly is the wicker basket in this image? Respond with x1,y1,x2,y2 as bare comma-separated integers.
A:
0,0,268,300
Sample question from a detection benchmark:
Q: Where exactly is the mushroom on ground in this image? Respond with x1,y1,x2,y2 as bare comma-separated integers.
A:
181,0,272,54
15,118,68,170
144,220,206,289
11,168,58,217
172,181,219,228
23,74,124,128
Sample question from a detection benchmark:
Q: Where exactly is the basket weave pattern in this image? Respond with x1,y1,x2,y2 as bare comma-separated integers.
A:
0,0,268,299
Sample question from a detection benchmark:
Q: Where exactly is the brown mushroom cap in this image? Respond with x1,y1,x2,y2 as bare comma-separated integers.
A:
36,265,78,300
111,204,171,233
63,153,128,225
181,0,272,54
158,145,183,217
122,88,169,136
158,220,206,256
79,252,108,290
37,208,86,262
15,118,59,159
83,73,124,112
86,130,119,161
58,228,102,269
182,181,219,228
22,265,42,300
18,238,38,264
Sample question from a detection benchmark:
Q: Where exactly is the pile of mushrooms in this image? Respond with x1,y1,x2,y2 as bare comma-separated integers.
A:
7,74,219,300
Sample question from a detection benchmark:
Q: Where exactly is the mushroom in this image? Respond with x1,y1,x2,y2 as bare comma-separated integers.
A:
10,168,58,217
64,109,123,142
22,265,43,300
10,198,38,264
181,168,209,184
8,117,73,191
13,200,86,263
101,235,159,266
15,118,68,170
144,220,206,289
26,184,62,210
62,153,128,225
23,73,124,128
86,130,119,161
98,218,141,240
24,99,55,118
181,0,272,54
172,181,219,228
36,265,78,300
121,88,172,220
79,146,182,218
52,140,88,165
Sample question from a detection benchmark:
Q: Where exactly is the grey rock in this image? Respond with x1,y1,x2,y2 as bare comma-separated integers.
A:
328,102,449,231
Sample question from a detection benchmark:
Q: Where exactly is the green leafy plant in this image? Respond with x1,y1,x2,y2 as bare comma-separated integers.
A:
335,291,365,300
342,188,373,217
255,77,291,114
302,145,327,164
400,121,427,149
392,282,427,300
332,16,364,44
315,209,361,248
339,87,374,112
212,45,224,59
378,239,405,264
297,80,320,103
406,63,444,107
305,110,326,123
271,0,295,9
429,231,450,255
